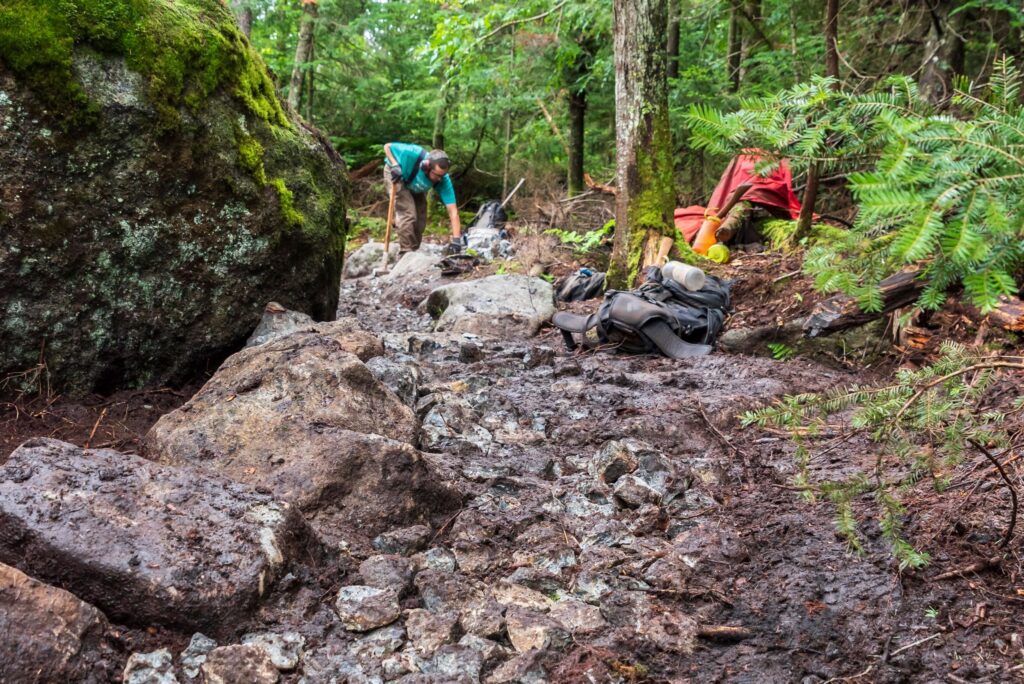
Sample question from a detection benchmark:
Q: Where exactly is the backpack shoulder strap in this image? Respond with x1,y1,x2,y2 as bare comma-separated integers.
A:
406,150,428,185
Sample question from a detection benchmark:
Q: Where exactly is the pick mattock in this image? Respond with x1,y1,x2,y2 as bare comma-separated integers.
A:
380,180,398,272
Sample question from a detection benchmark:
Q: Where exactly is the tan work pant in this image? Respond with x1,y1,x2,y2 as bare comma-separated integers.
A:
383,167,427,253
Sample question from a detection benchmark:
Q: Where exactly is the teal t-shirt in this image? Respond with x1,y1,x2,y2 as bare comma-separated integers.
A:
385,142,456,205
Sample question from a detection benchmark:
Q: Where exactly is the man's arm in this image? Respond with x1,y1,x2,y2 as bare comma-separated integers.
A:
383,143,398,166
446,203,462,239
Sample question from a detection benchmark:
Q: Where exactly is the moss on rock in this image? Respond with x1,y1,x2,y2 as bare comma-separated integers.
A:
0,1,348,395
0,0,287,131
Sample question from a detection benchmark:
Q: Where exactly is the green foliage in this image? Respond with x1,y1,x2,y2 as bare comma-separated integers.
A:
688,60,1024,314
767,342,796,361
545,219,613,256
742,342,1023,568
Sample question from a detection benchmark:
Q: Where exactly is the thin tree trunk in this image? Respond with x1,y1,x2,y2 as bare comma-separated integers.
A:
727,1,742,92
231,0,253,39
792,0,839,245
568,87,586,196
609,0,674,289
825,0,839,83
288,0,318,112
306,40,315,122
503,39,515,198
666,0,681,79
739,0,763,83
919,0,966,106
789,4,800,80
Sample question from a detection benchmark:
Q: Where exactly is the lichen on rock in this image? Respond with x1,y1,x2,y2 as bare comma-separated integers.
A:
0,0,348,394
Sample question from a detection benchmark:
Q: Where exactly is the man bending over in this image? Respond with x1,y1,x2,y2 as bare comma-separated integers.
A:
383,142,463,254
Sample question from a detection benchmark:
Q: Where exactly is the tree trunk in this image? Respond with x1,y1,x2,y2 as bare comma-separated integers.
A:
666,0,681,80
727,1,742,92
503,39,516,198
919,0,966,106
609,0,674,289
288,0,318,112
231,0,253,39
792,0,839,245
824,0,839,83
305,40,315,122
567,87,586,196
739,0,763,84
432,58,455,151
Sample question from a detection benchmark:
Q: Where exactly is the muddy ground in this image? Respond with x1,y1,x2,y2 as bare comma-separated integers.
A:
2,245,1022,683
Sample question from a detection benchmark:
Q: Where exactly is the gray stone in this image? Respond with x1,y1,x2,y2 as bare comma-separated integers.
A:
300,649,384,684
366,356,420,407
613,474,663,508
405,608,460,655
360,554,417,596
373,525,433,556
0,562,115,683
548,598,607,635
490,581,553,612
458,598,505,639
180,633,217,679
412,547,458,573
336,585,401,632
201,645,279,684
589,439,657,484
0,439,312,635
0,34,347,395
457,634,511,668
422,275,555,338
505,607,571,653
350,624,407,661
485,649,550,684
424,645,483,683
345,241,401,278
388,251,443,281
240,632,305,671
124,649,178,684
243,303,320,348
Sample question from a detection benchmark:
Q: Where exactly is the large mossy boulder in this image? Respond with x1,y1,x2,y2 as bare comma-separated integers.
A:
0,0,348,394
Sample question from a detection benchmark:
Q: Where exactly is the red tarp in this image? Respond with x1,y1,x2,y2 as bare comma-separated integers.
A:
675,154,803,243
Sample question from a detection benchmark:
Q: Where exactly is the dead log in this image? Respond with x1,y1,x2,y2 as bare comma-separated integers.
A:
350,158,382,180
803,270,926,337
715,200,753,243
955,295,1024,333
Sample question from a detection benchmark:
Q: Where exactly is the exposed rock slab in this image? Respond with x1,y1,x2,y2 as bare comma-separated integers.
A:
422,275,555,337
146,329,458,539
0,438,313,635
0,561,115,683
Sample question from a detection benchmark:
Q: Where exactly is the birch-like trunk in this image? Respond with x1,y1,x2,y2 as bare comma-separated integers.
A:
230,0,253,39
609,0,674,289
288,0,318,112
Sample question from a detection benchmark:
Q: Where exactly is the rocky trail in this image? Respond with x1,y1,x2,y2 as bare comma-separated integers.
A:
2,248,1020,684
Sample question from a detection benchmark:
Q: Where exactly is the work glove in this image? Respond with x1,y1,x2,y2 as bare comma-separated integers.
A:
444,238,464,256
388,165,403,185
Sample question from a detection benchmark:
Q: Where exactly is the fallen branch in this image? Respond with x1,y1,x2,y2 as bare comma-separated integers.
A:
968,438,1018,549
697,624,753,642
931,555,1002,581
83,408,108,450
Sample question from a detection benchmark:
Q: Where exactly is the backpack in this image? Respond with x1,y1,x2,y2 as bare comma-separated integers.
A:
554,268,606,302
552,266,731,358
